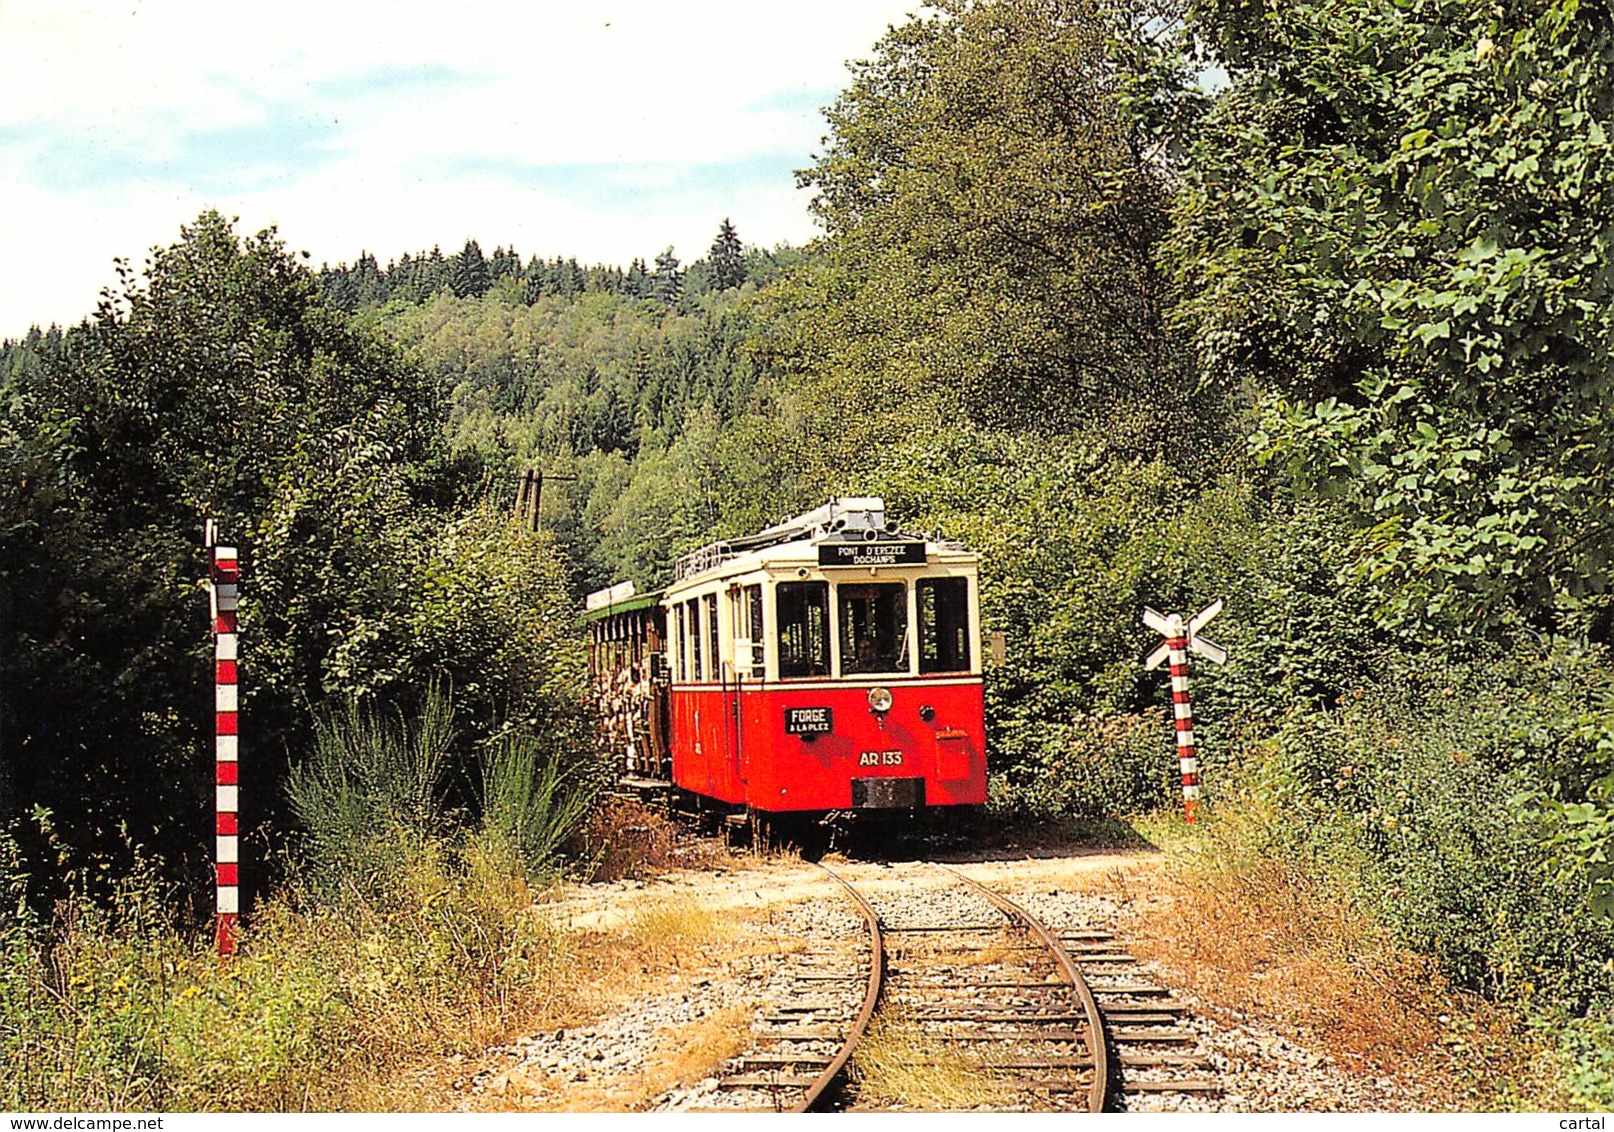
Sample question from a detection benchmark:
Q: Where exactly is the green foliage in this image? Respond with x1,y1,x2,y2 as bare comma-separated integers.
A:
364,279,790,594
0,213,594,905
1561,1014,1614,1109
451,238,492,299
651,247,684,306
1206,500,1421,724
0,210,448,890
478,731,603,881
1174,0,1614,631
1003,713,1169,817
373,285,769,451
1521,768,1614,921
287,681,603,900
1235,651,1614,1008
708,218,747,291
286,688,453,892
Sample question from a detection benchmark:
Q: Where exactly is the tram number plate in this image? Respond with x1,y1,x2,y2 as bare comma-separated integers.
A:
858,750,905,767
785,707,833,735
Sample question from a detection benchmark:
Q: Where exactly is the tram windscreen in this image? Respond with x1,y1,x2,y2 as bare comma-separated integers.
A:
839,582,908,675
919,577,971,674
777,581,830,677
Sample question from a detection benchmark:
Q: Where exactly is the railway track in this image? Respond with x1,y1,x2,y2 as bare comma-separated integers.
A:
683,861,1219,1112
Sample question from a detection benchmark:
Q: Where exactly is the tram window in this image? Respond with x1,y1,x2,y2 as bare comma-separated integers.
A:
918,577,972,674
777,581,830,678
688,598,704,682
704,594,719,677
838,582,908,676
746,584,764,669
671,603,684,682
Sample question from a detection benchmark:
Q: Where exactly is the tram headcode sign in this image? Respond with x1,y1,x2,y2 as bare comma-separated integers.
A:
786,706,834,735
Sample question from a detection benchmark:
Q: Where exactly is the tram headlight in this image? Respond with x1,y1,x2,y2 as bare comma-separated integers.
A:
867,686,893,714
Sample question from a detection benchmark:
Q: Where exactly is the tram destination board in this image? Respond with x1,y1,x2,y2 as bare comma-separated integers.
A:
817,539,927,568
785,706,834,735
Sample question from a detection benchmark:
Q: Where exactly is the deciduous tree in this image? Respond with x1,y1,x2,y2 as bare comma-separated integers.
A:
1173,0,1614,633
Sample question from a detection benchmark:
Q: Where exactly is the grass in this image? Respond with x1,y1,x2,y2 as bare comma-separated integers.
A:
472,901,784,1111
623,897,722,959
0,825,578,1112
1123,803,1570,1110
639,1005,756,1100
853,1009,1010,1111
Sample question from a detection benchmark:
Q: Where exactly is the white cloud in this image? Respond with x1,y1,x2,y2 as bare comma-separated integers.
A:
0,0,917,335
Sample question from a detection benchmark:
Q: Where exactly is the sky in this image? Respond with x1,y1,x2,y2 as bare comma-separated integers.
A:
0,1,920,338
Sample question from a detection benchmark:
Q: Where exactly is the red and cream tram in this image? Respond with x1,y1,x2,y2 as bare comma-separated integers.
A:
583,498,987,815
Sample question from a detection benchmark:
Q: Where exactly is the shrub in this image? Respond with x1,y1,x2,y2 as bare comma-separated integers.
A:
477,730,604,882
1233,650,1614,1010
0,826,571,1110
1561,1015,1614,1110
285,688,453,899
568,797,729,881
996,713,1169,818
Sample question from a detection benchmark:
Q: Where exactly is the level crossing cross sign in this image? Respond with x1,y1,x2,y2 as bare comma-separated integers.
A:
1142,599,1227,823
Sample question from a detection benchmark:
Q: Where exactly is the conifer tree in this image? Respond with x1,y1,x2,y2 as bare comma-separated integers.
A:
488,245,521,281
626,258,649,299
709,219,745,290
426,246,447,290
353,251,388,307
522,256,548,302
452,238,492,298
652,247,683,305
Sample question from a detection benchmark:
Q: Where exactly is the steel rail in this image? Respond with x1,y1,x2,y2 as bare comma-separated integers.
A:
941,865,1112,1114
792,863,887,1112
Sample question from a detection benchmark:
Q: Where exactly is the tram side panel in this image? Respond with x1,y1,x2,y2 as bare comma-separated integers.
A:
669,686,748,805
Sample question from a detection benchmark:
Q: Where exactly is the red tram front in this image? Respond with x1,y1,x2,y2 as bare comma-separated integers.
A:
584,498,987,815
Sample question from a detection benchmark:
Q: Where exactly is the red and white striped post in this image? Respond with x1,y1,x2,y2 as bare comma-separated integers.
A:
1144,600,1227,823
207,522,241,956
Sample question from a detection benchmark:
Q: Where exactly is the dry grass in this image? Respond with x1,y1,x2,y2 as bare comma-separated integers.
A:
636,1005,757,1101
440,898,801,1112
853,1010,1010,1111
478,1003,759,1113
956,940,1019,968
1123,808,1564,1109
622,896,722,959
572,798,731,881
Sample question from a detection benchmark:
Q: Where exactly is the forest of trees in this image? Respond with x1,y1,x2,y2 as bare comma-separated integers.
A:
3,0,1613,1110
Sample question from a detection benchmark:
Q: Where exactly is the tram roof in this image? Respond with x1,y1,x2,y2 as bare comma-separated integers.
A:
669,497,975,590
577,591,663,624
667,533,976,591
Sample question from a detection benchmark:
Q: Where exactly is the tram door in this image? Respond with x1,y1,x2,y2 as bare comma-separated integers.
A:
726,583,766,791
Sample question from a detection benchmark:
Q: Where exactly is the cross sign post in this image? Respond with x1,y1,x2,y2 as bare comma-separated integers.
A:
205,520,241,956
1143,599,1227,823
